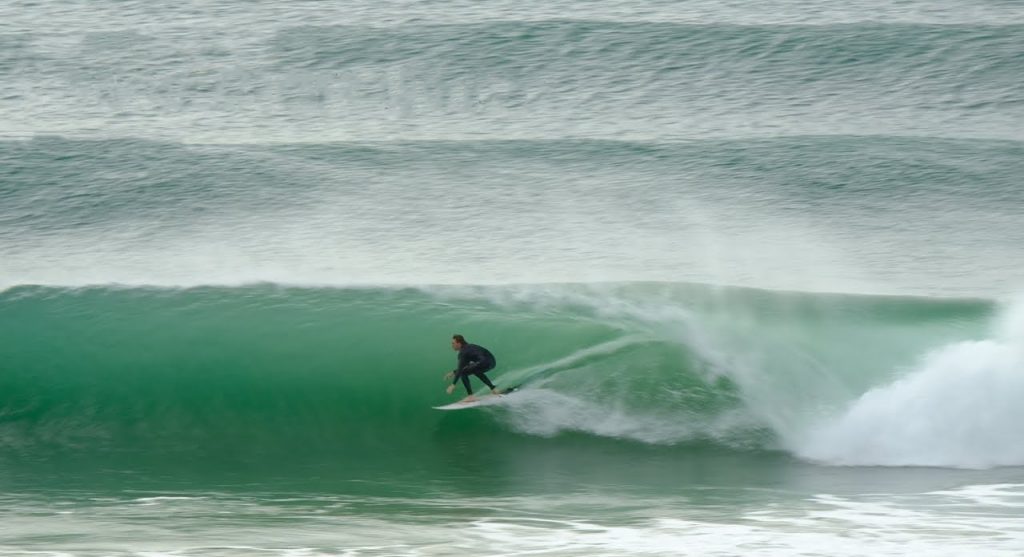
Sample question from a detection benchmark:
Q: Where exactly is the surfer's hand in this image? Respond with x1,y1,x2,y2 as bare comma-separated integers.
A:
446,385,455,395
444,371,454,381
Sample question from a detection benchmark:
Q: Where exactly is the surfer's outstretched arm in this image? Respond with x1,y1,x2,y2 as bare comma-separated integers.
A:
445,369,475,396
451,362,479,383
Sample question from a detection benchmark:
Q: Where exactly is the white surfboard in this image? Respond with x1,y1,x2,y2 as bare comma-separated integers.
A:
433,388,519,411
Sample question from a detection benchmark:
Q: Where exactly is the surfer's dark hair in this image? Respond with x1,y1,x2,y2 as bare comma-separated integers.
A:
452,334,466,346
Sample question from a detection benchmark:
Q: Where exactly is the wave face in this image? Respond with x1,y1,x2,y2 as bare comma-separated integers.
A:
1,283,1017,470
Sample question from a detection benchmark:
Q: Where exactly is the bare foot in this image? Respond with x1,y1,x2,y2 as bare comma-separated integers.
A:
461,395,478,403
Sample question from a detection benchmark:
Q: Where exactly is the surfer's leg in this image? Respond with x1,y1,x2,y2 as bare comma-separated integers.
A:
460,373,474,395
473,370,497,391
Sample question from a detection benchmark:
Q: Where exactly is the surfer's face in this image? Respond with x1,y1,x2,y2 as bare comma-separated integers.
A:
451,339,462,351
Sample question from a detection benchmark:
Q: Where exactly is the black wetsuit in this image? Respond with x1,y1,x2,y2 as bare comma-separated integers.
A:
451,343,497,395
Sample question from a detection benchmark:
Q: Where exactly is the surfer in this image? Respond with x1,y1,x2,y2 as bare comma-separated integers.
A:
444,334,501,401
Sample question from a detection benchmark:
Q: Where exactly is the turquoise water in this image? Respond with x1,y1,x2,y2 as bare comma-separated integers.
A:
2,1,1024,555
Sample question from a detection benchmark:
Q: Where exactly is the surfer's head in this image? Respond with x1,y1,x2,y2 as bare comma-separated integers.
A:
451,334,466,350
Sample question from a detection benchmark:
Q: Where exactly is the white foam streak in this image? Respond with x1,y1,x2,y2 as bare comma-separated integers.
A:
496,388,746,444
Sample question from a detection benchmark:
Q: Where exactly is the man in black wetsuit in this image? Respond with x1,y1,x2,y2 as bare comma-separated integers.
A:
444,334,501,401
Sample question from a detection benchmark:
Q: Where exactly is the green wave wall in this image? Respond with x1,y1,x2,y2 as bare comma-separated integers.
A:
0,283,991,466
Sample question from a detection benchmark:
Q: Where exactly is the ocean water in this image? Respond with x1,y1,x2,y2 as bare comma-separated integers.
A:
2,1,1024,555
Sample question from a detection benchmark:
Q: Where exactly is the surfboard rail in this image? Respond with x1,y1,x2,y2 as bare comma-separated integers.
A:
433,387,520,410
